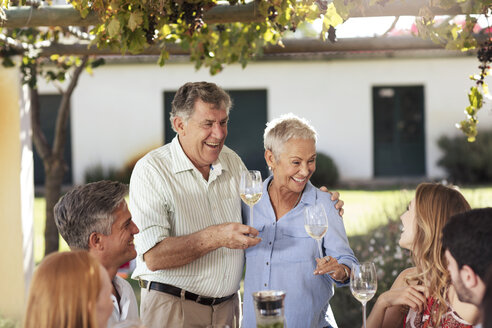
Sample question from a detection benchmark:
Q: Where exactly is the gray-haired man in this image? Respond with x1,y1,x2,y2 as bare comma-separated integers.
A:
54,180,140,327
130,82,259,328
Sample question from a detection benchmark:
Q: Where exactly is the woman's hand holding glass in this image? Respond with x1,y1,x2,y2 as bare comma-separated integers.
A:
314,256,349,281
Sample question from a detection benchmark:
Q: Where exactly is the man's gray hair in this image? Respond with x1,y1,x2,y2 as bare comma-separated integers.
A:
264,113,317,159
54,180,128,250
169,81,232,132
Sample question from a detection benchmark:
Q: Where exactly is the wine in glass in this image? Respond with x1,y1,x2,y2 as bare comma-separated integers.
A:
350,262,377,328
239,170,262,227
304,203,329,259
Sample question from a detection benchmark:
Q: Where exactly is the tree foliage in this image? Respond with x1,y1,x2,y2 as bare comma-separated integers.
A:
413,2,491,141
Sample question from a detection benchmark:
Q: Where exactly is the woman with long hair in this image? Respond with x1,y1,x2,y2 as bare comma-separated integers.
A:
24,250,113,328
367,183,480,327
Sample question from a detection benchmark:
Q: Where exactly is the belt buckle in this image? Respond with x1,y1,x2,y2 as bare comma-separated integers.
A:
196,295,215,306
138,279,146,288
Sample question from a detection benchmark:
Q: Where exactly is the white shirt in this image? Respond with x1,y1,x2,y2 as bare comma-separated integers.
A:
107,275,139,328
130,136,246,297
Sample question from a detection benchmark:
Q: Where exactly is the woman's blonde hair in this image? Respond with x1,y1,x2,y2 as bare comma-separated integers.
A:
406,183,471,326
24,251,103,328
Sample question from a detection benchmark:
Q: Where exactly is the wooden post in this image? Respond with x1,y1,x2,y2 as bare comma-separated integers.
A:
0,62,34,324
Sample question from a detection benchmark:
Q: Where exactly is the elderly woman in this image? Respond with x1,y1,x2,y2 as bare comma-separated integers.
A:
242,114,358,328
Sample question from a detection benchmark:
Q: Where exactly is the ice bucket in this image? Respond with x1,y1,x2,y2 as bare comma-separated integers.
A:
252,290,286,328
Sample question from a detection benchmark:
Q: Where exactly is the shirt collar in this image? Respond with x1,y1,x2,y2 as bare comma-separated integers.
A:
264,175,317,206
169,135,229,175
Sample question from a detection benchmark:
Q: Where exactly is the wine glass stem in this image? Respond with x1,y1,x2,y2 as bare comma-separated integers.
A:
250,205,254,227
317,239,323,258
362,303,367,328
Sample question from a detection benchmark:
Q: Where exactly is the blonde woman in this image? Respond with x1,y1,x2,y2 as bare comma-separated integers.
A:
24,251,113,328
366,183,480,328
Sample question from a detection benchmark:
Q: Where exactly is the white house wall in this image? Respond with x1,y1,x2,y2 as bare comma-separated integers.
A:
37,56,492,184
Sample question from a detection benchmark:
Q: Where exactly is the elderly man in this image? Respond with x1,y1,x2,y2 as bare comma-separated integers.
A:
442,207,492,326
54,180,140,327
130,82,343,328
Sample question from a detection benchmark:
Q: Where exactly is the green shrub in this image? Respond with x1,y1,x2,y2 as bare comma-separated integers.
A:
84,152,144,184
84,164,121,183
437,129,492,184
311,152,339,188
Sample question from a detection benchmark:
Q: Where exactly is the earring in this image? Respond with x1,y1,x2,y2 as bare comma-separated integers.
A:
268,166,272,171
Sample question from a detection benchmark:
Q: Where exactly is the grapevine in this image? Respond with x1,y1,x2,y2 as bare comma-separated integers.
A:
459,39,492,142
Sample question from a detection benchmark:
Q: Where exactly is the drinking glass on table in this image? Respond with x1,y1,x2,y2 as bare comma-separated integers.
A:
304,203,329,259
350,262,377,328
240,170,262,227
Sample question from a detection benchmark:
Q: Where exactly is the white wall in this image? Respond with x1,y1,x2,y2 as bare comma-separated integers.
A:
38,56,492,184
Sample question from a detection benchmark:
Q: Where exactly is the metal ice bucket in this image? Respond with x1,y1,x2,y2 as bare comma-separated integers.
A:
252,290,286,328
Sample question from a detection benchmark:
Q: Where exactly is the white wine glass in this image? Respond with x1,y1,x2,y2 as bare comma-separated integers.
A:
350,262,377,328
304,203,329,259
239,170,262,227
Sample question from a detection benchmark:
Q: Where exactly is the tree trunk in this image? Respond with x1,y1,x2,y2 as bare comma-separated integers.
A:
43,157,66,254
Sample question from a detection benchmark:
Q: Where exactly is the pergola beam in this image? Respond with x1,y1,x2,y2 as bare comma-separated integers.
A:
0,0,468,29
37,36,450,57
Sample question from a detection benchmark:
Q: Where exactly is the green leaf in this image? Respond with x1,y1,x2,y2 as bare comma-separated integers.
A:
263,29,274,42
468,86,483,110
80,8,89,19
107,18,121,38
2,57,15,68
323,3,343,28
450,25,459,40
90,58,105,68
482,83,489,96
128,12,144,32
158,50,169,66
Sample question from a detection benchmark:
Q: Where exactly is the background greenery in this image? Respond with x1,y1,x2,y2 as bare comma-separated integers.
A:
438,129,492,184
31,186,492,328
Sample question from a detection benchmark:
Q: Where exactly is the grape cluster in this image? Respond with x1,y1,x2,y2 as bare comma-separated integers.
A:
182,2,204,33
476,40,492,84
216,24,226,33
327,25,336,43
477,40,492,63
267,6,278,21
145,15,157,44
289,22,297,33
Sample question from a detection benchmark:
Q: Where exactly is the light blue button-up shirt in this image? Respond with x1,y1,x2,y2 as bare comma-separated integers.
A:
242,176,358,328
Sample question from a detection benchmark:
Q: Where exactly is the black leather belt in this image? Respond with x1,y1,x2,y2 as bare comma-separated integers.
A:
139,280,235,306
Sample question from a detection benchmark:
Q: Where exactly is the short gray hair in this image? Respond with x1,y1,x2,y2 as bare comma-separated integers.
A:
54,180,128,250
170,81,232,132
264,113,317,159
